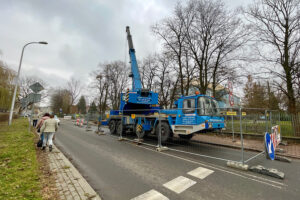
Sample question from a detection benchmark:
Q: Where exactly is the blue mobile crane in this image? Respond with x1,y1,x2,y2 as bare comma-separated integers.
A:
107,26,225,142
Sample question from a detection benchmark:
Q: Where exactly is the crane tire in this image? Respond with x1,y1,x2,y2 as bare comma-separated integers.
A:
109,120,117,135
156,121,172,143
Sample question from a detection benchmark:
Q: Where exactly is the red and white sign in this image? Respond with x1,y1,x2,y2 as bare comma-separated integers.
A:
270,125,281,149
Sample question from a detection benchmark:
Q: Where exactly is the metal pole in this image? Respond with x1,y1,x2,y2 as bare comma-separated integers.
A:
270,111,272,133
231,107,235,142
240,107,244,165
8,42,47,125
265,110,268,133
158,110,162,148
85,114,89,130
29,103,34,133
120,110,123,139
8,45,26,125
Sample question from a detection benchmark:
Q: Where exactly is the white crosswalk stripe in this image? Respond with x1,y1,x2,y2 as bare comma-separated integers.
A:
163,176,196,194
187,167,214,180
131,189,169,200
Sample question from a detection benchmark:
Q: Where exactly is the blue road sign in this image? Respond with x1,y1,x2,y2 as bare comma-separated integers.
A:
265,132,275,160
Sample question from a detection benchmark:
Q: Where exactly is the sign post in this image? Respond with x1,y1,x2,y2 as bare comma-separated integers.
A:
228,80,235,142
28,82,44,133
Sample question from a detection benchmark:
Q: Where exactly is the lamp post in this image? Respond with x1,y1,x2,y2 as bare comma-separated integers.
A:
8,41,48,125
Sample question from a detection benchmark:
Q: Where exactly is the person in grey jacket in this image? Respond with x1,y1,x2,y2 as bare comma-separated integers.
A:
40,114,58,152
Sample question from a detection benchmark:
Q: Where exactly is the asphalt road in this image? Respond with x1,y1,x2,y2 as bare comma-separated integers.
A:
55,119,300,200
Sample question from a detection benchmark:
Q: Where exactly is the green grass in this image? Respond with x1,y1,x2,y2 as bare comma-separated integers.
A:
0,119,42,200
225,119,296,137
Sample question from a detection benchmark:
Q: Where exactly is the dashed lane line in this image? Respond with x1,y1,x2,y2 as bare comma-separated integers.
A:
131,189,169,200
163,176,197,194
188,166,214,180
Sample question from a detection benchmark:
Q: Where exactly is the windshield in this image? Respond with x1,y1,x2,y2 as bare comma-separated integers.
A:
197,97,220,115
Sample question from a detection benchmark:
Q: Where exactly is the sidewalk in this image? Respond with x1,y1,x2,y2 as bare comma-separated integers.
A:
47,145,102,200
194,134,300,159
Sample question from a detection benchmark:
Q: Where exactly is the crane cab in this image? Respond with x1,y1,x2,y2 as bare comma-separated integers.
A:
167,95,225,135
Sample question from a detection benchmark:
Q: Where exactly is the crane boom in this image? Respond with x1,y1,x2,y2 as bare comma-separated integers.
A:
126,26,142,91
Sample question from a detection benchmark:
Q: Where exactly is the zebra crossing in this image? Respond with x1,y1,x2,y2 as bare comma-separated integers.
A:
131,166,215,200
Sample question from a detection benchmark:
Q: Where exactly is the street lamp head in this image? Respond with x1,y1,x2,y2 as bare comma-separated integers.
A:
96,74,102,79
39,41,48,45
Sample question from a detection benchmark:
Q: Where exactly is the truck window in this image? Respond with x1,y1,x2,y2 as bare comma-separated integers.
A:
183,99,195,114
197,97,220,115
197,97,205,115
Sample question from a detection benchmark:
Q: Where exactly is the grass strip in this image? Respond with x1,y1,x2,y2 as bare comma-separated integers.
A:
0,119,42,199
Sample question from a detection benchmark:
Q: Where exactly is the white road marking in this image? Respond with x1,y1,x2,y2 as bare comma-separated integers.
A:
188,167,214,180
131,189,169,200
137,145,285,189
163,176,196,194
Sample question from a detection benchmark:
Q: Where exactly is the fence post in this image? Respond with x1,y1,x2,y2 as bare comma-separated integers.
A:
231,107,235,142
265,110,268,133
158,110,162,148
270,111,272,132
120,110,123,139
240,107,244,165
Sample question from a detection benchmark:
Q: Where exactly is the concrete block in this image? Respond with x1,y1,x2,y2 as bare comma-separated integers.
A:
226,161,249,171
275,156,292,163
133,138,143,145
156,146,169,152
249,165,284,179
275,148,285,153
279,141,288,146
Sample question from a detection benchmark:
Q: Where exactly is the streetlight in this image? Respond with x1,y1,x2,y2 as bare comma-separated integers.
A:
8,41,48,125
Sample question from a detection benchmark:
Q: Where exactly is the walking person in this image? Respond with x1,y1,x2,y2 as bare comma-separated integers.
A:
36,113,50,145
32,112,39,127
40,114,58,152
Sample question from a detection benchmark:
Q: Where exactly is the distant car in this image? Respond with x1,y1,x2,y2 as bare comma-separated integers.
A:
54,115,60,125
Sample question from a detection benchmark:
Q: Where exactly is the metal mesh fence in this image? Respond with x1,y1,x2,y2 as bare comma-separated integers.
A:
96,106,299,165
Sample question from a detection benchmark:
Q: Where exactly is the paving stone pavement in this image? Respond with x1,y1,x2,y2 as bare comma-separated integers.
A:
48,145,102,200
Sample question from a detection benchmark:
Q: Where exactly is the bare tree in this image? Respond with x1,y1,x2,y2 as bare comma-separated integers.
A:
90,66,109,117
244,0,300,113
51,89,72,114
182,0,248,96
152,2,187,95
66,77,82,106
140,54,158,90
154,53,173,108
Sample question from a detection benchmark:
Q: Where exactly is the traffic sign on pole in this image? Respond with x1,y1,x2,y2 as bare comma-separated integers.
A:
27,93,41,103
29,82,44,93
265,132,275,160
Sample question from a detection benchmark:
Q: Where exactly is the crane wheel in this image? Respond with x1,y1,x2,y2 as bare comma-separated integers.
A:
116,121,124,136
156,121,172,143
109,120,117,135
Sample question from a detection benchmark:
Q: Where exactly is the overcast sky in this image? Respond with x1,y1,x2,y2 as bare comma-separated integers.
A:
0,0,247,95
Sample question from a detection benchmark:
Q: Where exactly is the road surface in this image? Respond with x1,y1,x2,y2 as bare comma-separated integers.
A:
55,119,300,200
